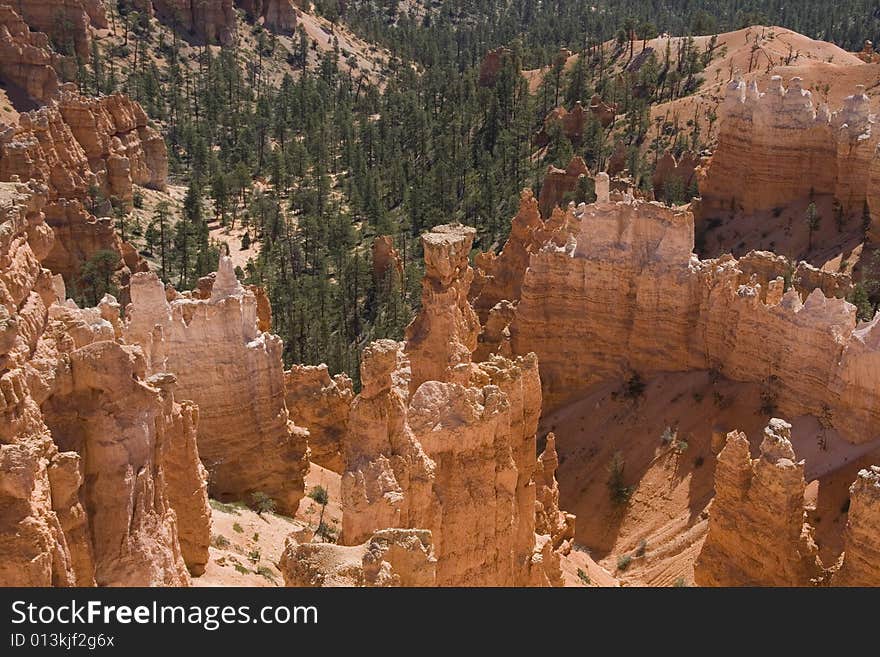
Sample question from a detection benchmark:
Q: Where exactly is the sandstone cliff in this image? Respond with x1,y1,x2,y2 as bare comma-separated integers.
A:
150,0,236,45
14,0,107,58
833,465,880,586
0,89,164,287
0,5,60,105
537,156,590,219
283,364,352,474
238,0,298,33
0,180,208,586
496,192,880,445
125,258,309,515
697,76,879,224
693,420,822,586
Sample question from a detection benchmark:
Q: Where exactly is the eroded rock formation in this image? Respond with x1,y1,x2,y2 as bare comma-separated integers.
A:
283,364,352,473
478,47,513,87
693,420,822,586
0,5,60,105
493,192,880,444
238,0,298,33
124,257,309,515
150,0,236,45
404,224,480,394
652,150,698,202
329,225,571,586
537,156,590,219
14,0,107,57
833,465,880,586
697,77,880,223
0,89,164,286
0,180,208,586
371,234,402,290
280,529,436,587
340,339,436,545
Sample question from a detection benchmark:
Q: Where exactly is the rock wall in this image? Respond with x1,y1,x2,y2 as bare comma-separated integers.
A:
0,89,164,286
652,150,698,201
124,258,309,515
693,420,822,586
0,180,208,586
238,0,298,33
833,465,880,586
150,0,236,45
501,193,880,445
340,339,437,545
14,0,107,58
0,5,60,105
537,156,590,219
697,76,880,223
283,364,352,473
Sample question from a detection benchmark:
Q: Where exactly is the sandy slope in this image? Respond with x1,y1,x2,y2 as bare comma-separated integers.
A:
540,369,880,586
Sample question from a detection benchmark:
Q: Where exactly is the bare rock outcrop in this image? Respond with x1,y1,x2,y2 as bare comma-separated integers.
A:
371,234,402,290
0,89,164,287
0,5,60,104
652,150,698,201
238,0,298,33
694,420,822,586
404,224,480,394
537,156,590,219
14,0,107,58
340,339,436,545
150,0,236,45
478,47,513,87
499,192,880,444
534,433,575,553
697,77,880,224
279,529,436,587
283,364,353,473
125,257,309,515
833,465,880,586
1,181,207,586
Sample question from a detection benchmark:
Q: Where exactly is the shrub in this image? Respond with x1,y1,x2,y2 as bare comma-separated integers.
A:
577,568,591,585
248,549,261,564
132,189,144,209
673,577,687,587
617,554,632,571
211,534,230,549
635,539,647,557
250,491,276,515
607,452,634,506
624,372,646,399
694,455,705,468
232,522,243,533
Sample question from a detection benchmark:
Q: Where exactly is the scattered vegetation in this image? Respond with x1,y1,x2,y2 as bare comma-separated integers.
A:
232,522,243,533
623,372,647,400
250,491,277,516
617,554,632,571
209,499,244,515
211,534,231,549
308,485,331,541
607,451,635,506
577,568,592,585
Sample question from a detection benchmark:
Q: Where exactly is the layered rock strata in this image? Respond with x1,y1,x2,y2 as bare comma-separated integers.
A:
0,5,60,105
697,77,880,224
14,0,107,58
693,420,822,586
283,364,353,473
496,193,880,444
124,257,309,515
0,181,208,586
833,465,880,586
